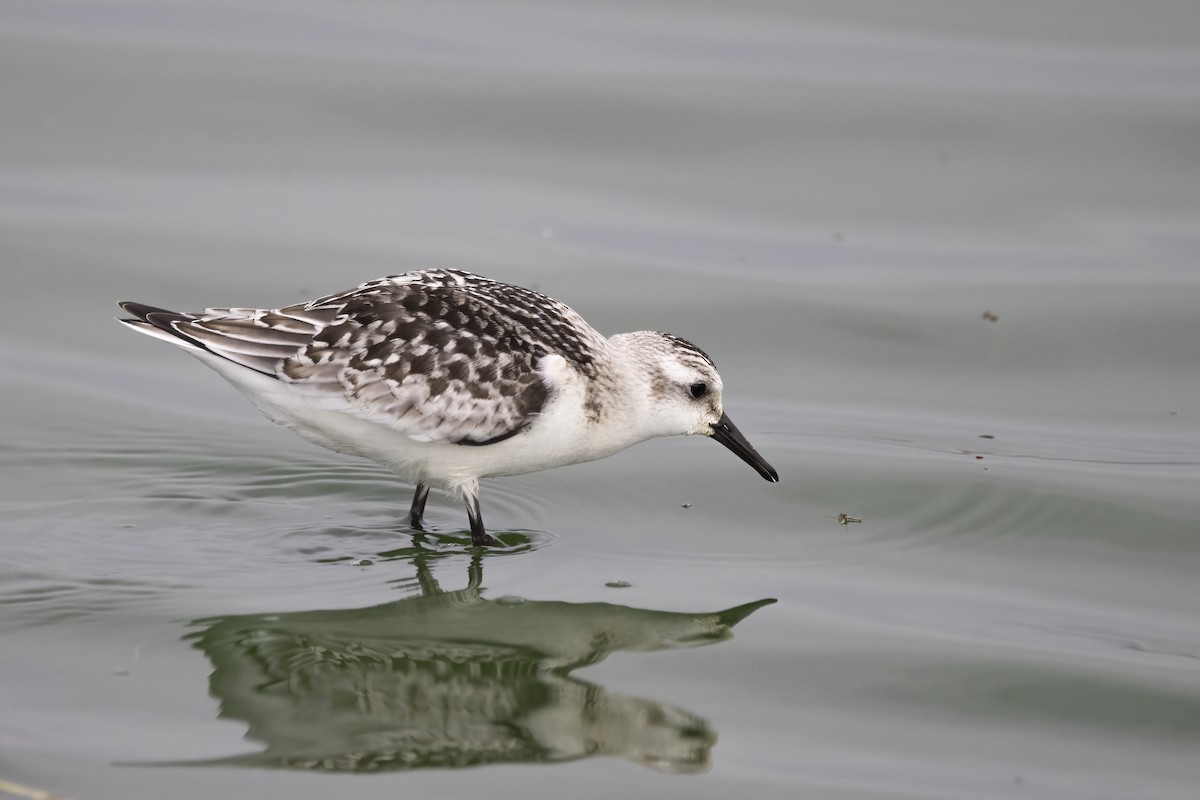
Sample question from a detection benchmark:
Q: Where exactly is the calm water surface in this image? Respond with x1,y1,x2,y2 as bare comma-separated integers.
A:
2,2,1199,799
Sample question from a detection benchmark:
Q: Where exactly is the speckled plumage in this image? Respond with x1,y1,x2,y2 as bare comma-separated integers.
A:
118,269,777,546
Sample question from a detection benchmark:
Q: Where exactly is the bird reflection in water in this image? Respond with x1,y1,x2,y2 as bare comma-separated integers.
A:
176,553,775,774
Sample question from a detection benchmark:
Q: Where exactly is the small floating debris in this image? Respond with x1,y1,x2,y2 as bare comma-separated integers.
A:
978,434,995,439
981,310,999,322
837,513,862,527
495,595,526,606
347,558,373,567
680,503,693,509
605,581,632,589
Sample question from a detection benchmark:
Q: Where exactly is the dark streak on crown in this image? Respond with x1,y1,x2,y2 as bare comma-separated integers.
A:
656,332,715,368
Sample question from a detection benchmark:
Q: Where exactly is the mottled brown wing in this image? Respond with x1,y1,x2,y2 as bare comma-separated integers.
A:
276,271,603,445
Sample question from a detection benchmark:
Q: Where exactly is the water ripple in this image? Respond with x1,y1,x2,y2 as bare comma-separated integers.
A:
0,422,567,626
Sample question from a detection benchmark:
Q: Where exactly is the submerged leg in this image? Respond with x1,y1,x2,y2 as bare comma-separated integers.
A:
463,484,497,548
408,481,430,529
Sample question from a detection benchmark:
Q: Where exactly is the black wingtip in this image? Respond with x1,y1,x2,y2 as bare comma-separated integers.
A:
118,301,192,330
118,300,172,323
117,301,204,347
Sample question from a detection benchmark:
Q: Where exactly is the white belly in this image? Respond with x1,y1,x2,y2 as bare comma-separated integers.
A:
192,349,642,494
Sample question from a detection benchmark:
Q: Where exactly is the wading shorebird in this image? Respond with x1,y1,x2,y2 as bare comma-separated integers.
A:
118,269,778,546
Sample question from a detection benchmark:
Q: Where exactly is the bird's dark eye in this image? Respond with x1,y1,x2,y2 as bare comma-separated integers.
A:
689,382,708,400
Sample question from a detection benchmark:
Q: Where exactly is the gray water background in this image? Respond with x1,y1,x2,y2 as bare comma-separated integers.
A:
1,2,1199,798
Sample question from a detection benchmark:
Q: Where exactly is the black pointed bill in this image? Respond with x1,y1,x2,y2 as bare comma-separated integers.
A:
710,413,779,482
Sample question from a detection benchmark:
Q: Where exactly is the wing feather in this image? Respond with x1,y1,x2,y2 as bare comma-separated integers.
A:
124,270,605,446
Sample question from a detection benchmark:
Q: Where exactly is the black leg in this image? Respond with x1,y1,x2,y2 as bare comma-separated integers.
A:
409,481,430,530
464,490,497,547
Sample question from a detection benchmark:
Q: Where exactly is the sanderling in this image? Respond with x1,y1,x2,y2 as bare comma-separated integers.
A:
118,269,778,546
